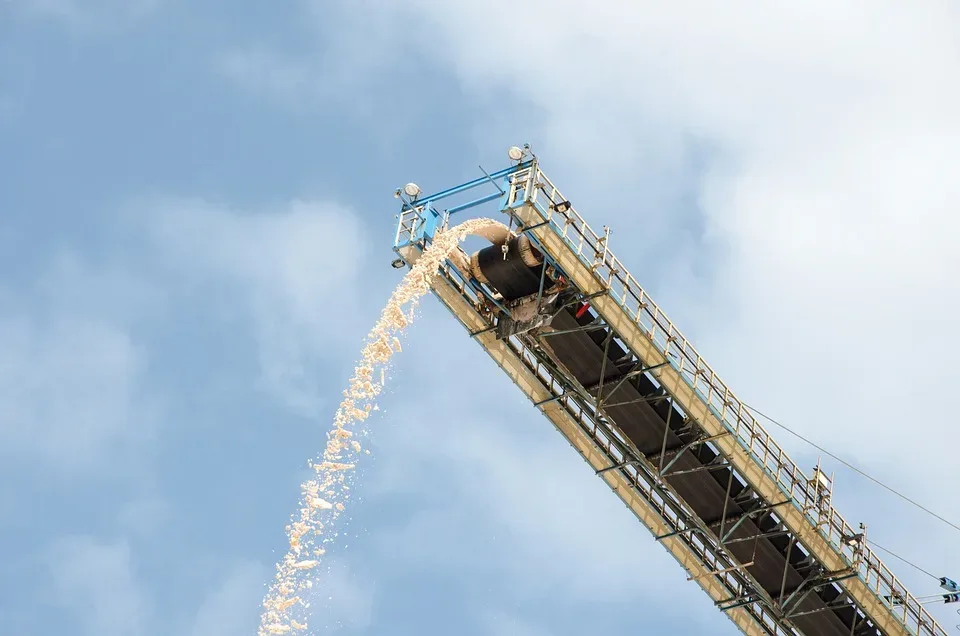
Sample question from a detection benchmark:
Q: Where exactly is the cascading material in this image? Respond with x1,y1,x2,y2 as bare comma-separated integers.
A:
259,218,511,635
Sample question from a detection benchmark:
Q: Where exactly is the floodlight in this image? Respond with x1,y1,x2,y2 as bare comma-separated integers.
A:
508,146,524,161
403,182,421,198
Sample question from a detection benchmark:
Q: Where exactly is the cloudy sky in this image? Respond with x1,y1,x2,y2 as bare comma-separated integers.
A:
2,1,960,634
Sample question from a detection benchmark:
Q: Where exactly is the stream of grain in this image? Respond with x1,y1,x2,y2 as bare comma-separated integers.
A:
258,217,507,634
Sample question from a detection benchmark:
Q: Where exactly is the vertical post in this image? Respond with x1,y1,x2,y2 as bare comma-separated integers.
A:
595,329,615,405
600,224,610,267
658,404,674,475
524,161,538,205
719,467,735,544
779,537,795,605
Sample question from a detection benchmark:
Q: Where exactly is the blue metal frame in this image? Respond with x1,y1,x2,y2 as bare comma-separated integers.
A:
394,160,532,250
392,158,572,317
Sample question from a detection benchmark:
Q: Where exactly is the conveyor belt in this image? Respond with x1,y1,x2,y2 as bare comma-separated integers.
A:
472,236,546,300
395,159,946,635
476,253,877,636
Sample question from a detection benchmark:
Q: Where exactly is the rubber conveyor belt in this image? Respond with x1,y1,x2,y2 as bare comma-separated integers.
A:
475,248,876,636
473,235,547,300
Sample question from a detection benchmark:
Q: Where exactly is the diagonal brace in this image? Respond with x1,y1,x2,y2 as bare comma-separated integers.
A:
659,432,731,477
720,499,793,544
597,360,671,406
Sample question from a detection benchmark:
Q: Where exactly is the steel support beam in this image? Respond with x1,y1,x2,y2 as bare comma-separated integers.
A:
388,269,773,635
778,570,858,619
526,334,797,629
538,319,606,338
512,200,918,636
717,500,794,544
662,457,731,479
597,360,670,405
658,432,731,477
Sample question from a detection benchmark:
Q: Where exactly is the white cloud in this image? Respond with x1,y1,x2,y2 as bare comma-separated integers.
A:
217,48,318,107
0,241,167,476
145,197,366,415
189,561,268,636
480,611,552,636
376,409,716,607
364,312,727,627
335,0,960,562
0,275,155,472
301,556,375,633
47,535,147,636
214,2,412,120
118,497,175,539
38,249,167,326
368,1,960,474
216,1,960,627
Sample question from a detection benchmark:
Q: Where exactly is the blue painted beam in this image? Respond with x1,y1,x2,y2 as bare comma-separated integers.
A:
445,190,503,216
399,161,530,212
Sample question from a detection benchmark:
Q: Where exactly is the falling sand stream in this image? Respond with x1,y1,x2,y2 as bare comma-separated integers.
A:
259,217,508,634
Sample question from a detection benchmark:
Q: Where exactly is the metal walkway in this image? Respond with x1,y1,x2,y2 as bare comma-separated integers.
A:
391,153,947,636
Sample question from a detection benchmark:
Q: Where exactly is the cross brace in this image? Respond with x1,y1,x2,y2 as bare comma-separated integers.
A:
778,569,858,618
658,431,731,477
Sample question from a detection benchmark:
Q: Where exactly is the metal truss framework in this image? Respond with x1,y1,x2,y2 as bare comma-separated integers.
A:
393,158,946,636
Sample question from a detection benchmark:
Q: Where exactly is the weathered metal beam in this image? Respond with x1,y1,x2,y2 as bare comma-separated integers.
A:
662,460,731,479
512,201,917,635
596,360,671,406
659,432,731,477
718,500,794,544
538,321,606,338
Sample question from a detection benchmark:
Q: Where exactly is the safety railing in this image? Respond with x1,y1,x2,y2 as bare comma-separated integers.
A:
394,205,422,249
431,255,794,635
393,165,944,635
500,163,944,636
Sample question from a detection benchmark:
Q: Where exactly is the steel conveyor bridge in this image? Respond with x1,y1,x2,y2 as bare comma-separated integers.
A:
390,150,948,636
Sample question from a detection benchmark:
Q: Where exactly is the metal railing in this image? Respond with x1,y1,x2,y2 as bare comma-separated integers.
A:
496,163,944,636
391,163,946,635
431,255,795,635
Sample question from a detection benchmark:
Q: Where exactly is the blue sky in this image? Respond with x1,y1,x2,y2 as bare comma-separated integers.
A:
3,2,960,635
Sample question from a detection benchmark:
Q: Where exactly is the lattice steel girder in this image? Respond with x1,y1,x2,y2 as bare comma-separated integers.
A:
520,332,800,628
662,458,731,479
509,201,913,636
657,432,731,476
396,243,778,636
716,500,794,543
779,570,859,618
